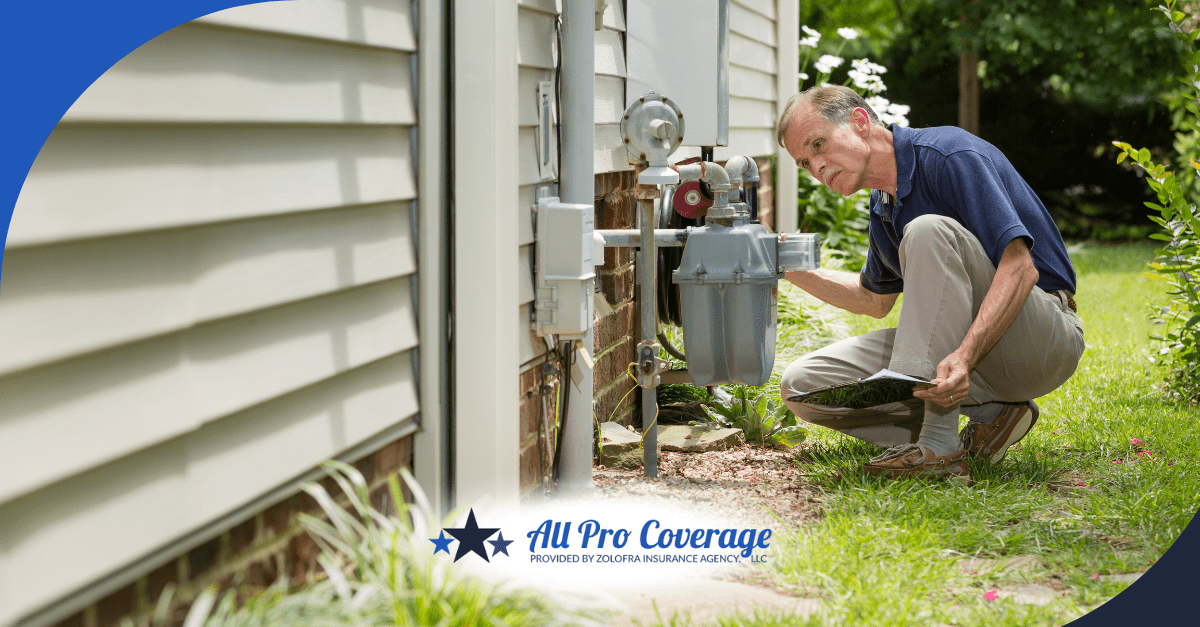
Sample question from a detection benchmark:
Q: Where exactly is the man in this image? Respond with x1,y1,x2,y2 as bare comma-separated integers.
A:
776,86,1084,480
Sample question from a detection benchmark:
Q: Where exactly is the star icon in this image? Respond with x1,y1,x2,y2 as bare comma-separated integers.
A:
443,509,499,562
488,531,514,557
430,530,453,555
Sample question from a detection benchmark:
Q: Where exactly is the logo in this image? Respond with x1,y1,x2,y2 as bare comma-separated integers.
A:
429,509,773,566
430,508,513,562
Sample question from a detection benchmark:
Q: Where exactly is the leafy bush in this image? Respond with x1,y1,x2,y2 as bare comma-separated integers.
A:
175,462,603,627
701,386,808,449
1112,0,1200,402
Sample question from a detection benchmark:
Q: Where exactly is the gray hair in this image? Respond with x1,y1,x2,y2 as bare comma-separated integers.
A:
775,85,885,149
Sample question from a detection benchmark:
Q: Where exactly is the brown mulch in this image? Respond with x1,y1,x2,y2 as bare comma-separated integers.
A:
591,445,825,529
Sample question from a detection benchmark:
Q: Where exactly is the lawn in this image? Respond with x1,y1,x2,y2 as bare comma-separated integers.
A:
655,242,1200,626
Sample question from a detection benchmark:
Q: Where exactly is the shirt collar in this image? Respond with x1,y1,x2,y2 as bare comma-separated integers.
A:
891,123,916,201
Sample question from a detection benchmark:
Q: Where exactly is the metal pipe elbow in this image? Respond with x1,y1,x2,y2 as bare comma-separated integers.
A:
723,155,760,186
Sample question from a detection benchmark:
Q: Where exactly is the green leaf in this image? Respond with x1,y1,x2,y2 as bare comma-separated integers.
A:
1139,147,1152,162
1145,202,1165,211
1117,152,1128,164
1185,315,1200,329
766,426,808,449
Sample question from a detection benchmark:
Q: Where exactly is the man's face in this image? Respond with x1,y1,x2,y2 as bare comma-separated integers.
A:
784,102,871,196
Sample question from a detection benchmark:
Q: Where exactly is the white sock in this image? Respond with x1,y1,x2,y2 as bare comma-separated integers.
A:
916,402,961,457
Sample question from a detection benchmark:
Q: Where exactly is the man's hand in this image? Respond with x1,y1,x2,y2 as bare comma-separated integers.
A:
914,351,972,407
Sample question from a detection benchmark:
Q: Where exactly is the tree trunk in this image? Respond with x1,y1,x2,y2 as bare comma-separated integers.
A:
958,14,980,135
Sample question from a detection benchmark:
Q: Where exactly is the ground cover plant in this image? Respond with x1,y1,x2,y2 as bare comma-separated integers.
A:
168,462,604,627
650,243,1200,626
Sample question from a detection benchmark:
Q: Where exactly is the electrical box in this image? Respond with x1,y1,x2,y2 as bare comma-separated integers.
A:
626,0,728,147
535,195,595,338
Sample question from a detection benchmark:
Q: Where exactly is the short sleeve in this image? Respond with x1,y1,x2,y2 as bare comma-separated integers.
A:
860,227,904,295
936,151,1034,265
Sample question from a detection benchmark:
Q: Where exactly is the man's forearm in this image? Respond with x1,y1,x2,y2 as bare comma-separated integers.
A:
956,238,1040,368
784,269,898,318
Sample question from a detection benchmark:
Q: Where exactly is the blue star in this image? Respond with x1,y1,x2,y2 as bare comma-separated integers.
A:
430,530,453,555
488,531,514,557
443,509,499,562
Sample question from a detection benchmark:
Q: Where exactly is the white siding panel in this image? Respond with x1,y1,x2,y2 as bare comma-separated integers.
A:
519,244,535,305
10,125,415,248
519,184,539,247
595,123,633,173
518,7,556,70
518,66,556,127
730,96,777,129
64,24,414,125
0,203,414,376
607,0,627,31
518,302,548,365
194,0,416,51
714,128,776,160
596,28,626,78
730,65,777,101
735,0,775,20
730,32,777,75
596,74,625,125
0,354,417,623
519,125,549,186
518,0,557,14
730,2,776,46
0,278,418,504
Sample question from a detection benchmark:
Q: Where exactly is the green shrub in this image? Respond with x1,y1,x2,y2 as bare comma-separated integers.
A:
1112,0,1200,402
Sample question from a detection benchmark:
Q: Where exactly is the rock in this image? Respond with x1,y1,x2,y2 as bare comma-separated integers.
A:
998,583,1061,606
599,422,654,470
658,425,744,452
959,554,1045,576
1099,572,1144,584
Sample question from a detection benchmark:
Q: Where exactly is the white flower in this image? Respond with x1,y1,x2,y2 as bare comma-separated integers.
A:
820,82,837,88
848,68,887,93
813,54,845,74
798,72,809,81
865,96,910,127
837,27,859,40
851,58,887,75
800,25,822,47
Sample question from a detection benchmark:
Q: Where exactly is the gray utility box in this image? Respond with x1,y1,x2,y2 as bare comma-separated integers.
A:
673,221,778,387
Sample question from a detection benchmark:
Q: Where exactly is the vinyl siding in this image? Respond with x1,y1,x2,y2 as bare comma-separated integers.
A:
0,1,420,623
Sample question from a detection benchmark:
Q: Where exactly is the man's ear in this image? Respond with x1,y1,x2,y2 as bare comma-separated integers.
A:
850,107,871,132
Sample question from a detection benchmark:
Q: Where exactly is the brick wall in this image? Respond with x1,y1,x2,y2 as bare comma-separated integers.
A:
52,435,414,627
593,171,639,430
756,156,776,231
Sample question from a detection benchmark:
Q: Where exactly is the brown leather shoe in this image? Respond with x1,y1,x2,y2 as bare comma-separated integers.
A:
959,401,1040,463
863,444,970,480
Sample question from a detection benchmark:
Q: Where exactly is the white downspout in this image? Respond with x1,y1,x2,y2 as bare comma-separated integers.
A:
556,0,597,495
775,0,799,231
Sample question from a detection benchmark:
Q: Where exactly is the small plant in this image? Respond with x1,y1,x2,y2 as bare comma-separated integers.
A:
1112,0,1200,402
702,386,808,448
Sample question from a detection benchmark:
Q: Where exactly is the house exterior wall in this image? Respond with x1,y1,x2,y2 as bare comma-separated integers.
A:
0,1,428,625
513,0,798,491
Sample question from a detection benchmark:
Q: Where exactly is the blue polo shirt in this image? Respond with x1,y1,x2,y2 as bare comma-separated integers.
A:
860,125,1077,296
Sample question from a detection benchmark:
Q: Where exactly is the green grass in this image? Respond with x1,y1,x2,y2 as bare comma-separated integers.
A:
653,242,1200,627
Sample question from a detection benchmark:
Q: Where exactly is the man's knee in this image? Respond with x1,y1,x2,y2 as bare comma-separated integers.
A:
901,214,957,249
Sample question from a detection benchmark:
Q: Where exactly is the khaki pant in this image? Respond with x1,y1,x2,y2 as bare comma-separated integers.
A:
780,215,1085,447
